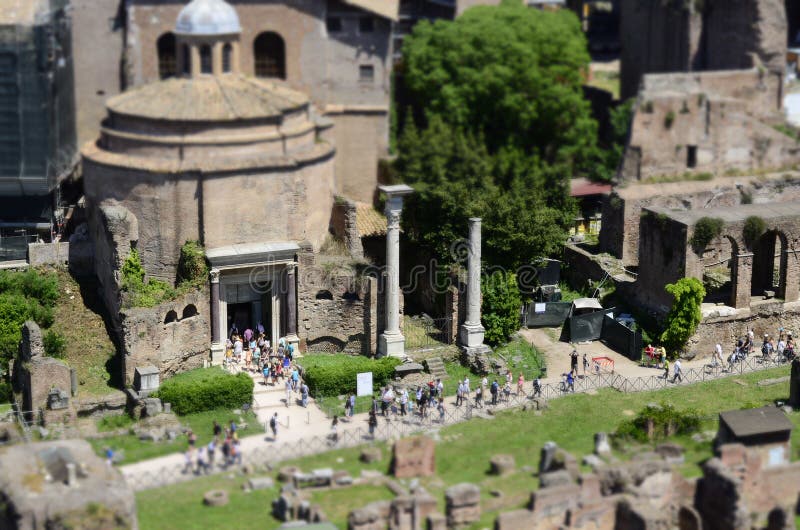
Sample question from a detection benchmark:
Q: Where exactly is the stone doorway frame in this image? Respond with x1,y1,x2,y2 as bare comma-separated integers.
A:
207,242,299,364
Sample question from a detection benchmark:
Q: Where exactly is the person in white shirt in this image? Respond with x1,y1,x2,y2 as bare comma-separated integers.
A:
712,343,724,366
671,359,683,383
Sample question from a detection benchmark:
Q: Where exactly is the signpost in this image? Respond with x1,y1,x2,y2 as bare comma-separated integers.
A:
356,372,373,397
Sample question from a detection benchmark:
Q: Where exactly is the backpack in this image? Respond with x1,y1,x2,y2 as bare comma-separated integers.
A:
762,342,772,355
270,416,277,428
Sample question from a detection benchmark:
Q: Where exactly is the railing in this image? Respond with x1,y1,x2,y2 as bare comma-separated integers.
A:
404,316,453,350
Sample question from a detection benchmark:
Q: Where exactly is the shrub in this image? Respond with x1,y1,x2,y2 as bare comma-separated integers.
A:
121,249,179,308
43,329,67,359
743,216,766,249
153,368,254,415
664,110,675,129
615,402,701,443
690,216,724,251
0,270,59,369
481,271,522,346
660,277,705,356
300,355,401,397
177,240,208,286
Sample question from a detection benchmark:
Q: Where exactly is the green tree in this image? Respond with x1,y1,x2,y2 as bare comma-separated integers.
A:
660,277,705,357
398,117,575,270
481,271,522,345
402,0,599,172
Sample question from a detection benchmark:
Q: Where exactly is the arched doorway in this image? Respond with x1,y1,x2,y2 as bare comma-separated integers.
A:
157,32,177,79
222,43,233,73
253,32,286,79
751,230,787,300
702,235,737,306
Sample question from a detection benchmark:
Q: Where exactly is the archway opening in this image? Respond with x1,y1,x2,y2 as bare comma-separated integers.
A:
254,32,286,79
751,230,786,300
164,310,178,324
702,235,736,306
157,32,177,79
182,304,199,319
315,290,333,300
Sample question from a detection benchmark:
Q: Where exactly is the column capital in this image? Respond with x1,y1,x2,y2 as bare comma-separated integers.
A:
209,268,221,284
468,217,482,224
386,209,402,230
285,262,298,272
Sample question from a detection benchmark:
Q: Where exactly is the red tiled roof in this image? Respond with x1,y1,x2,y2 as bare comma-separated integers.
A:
570,177,612,197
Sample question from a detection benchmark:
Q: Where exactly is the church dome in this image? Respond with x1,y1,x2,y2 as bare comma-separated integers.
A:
175,0,241,36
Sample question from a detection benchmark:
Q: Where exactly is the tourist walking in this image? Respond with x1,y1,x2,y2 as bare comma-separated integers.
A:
712,343,724,367
348,394,356,417
300,382,309,408
663,357,670,380
671,359,683,383
368,409,378,438
517,373,525,396
490,380,499,405
456,381,464,407
570,350,579,376
474,385,483,408
269,412,279,439
285,377,293,407
582,353,589,375
566,371,575,393
400,388,408,416
330,415,339,444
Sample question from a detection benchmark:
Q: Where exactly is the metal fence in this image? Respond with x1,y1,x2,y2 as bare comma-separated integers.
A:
405,316,452,350
0,235,35,262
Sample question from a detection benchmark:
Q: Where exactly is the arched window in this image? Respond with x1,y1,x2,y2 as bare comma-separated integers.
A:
157,33,177,79
222,43,232,73
182,304,199,319
253,32,286,79
315,290,333,300
164,310,178,324
200,45,212,74
182,44,190,75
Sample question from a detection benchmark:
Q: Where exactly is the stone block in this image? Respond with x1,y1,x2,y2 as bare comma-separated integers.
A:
445,483,480,527
278,466,301,482
489,454,515,476
426,512,446,530
393,436,435,478
244,477,274,491
594,432,611,456
360,446,382,463
142,397,162,417
203,490,229,507
539,470,573,489
720,444,747,467
656,442,685,464
495,509,535,530
134,365,160,395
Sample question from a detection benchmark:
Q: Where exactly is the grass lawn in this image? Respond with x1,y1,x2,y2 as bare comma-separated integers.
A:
89,408,261,464
50,270,120,396
137,366,799,528
495,338,545,380
136,472,395,530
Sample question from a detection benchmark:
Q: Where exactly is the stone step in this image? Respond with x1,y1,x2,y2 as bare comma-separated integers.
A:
423,357,448,379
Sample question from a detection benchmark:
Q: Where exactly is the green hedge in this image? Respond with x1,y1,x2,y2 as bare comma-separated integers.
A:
300,355,401,397
153,368,254,415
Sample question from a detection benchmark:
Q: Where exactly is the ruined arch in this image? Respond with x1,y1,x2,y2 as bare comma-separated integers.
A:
751,230,788,300
164,310,178,324
182,304,198,319
702,234,739,306
253,32,286,79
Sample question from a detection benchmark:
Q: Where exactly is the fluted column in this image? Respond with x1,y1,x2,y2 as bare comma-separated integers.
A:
378,184,413,357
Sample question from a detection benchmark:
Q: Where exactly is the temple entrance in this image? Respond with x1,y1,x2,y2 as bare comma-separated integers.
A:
227,302,251,337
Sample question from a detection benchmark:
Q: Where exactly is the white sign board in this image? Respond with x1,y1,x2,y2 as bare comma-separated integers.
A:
534,303,546,314
356,372,373,397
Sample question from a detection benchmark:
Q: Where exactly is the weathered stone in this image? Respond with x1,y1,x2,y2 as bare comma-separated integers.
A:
539,470,573,489
0,440,136,528
495,509,536,530
203,489,229,507
790,358,800,409
349,500,391,530
427,512,446,530
582,454,604,469
489,454,515,476
392,436,435,478
244,477,274,491
272,487,310,522
655,442,686,464
539,441,558,474
142,397,162,417
445,483,480,527
278,466,301,482
360,447,382,463
594,432,611,456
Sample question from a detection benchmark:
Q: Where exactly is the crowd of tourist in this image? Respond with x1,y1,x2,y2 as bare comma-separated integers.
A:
182,420,243,475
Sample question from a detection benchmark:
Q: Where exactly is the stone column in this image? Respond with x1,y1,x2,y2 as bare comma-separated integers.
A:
378,184,414,357
459,219,489,352
731,252,753,309
285,263,300,355
209,268,223,365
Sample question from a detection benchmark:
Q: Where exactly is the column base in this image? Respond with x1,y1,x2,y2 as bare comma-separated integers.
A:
459,322,486,350
210,343,225,366
378,332,405,358
286,334,301,357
